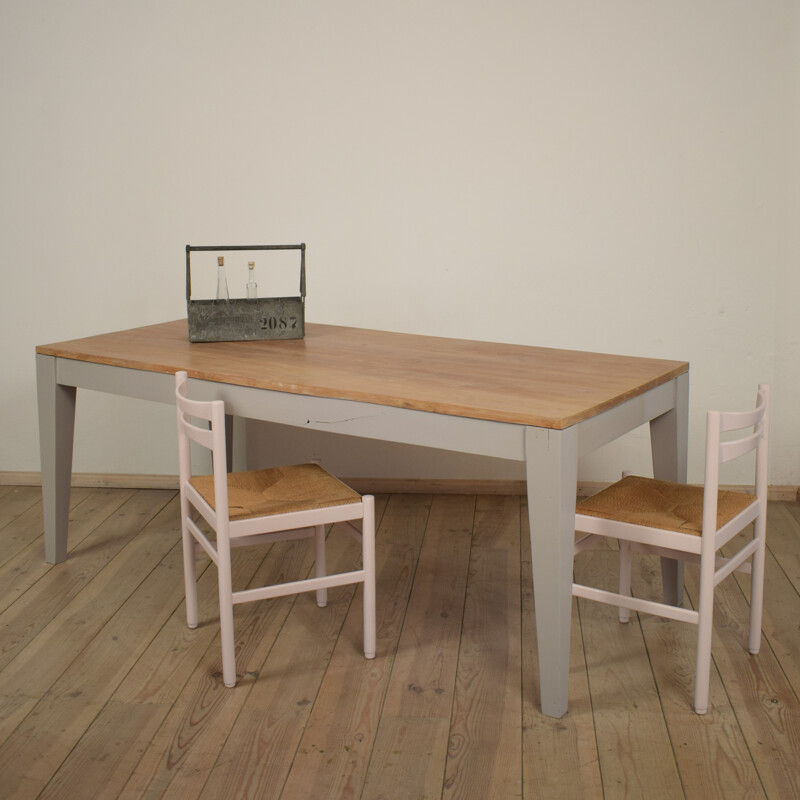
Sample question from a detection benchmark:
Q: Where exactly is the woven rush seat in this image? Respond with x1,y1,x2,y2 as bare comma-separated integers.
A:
190,463,361,520
577,474,756,535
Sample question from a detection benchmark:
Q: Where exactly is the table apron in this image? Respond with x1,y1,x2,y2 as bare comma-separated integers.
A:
54,359,525,461
576,378,679,456
54,358,680,463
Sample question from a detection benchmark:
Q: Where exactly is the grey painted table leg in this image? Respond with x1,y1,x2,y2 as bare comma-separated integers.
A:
224,413,234,472
223,415,249,472
650,371,690,606
36,355,76,564
525,424,579,719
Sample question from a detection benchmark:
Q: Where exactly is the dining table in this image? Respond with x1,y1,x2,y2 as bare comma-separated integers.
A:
36,319,688,717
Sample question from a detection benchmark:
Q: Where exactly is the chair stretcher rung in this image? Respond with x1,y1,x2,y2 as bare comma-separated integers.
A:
572,583,699,624
713,538,759,585
232,569,366,605
230,528,314,548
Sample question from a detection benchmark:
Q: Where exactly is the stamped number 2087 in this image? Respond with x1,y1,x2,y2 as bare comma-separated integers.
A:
259,316,299,331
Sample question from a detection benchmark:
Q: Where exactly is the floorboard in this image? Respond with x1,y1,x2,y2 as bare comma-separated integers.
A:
0,489,797,799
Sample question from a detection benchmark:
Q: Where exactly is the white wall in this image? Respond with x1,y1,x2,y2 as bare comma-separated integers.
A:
2,1,797,487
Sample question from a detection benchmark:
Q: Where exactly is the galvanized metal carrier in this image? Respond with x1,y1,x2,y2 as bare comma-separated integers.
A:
186,244,306,343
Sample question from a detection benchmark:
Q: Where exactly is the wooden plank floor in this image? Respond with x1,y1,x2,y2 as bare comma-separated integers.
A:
0,486,798,799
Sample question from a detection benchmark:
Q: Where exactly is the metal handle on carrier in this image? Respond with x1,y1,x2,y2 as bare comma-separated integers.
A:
185,243,306,303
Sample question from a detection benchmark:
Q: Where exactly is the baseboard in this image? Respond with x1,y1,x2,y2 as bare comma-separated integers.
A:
2,471,798,502
0,472,180,490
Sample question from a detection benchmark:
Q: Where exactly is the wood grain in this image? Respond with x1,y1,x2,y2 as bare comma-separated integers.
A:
37,319,688,429
117,537,323,798
361,718,452,800
361,495,475,800
0,486,43,542
575,543,685,798
631,554,766,800
379,495,475,719
443,495,523,799
2,489,799,799
520,499,604,799
0,486,88,569
39,529,259,799
279,494,432,799
197,509,389,800
0,494,181,798
0,489,133,614
742,504,800,692
684,539,800,798
0,490,172,676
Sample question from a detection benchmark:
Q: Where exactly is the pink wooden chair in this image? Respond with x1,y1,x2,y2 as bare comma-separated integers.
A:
175,371,376,687
573,384,770,713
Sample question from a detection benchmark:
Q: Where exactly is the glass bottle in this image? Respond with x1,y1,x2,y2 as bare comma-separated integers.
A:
216,256,229,301
246,261,258,299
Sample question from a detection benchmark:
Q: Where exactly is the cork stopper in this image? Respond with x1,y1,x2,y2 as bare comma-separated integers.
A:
218,256,224,266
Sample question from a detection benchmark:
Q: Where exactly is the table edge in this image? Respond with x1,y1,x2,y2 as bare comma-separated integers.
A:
36,345,688,431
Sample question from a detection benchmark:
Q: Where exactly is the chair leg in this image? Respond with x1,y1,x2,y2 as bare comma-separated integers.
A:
181,507,199,630
616,470,634,624
217,545,237,688
618,540,632,624
315,524,328,608
694,553,716,714
362,496,377,659
748,516,767,655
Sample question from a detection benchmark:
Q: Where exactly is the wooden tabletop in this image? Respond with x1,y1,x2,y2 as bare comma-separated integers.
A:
37,320,688,429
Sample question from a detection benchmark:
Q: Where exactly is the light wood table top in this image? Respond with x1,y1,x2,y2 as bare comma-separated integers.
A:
37,319,688,430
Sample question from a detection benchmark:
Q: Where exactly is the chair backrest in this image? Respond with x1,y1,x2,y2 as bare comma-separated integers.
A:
175,370,230,523
702,383,770,534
